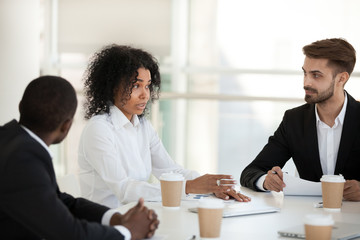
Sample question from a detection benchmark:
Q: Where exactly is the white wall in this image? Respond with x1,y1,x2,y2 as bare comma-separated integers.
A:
0,0,40,125
57,0,171,56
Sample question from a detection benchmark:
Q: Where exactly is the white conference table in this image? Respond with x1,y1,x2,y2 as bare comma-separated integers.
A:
118,187,360,240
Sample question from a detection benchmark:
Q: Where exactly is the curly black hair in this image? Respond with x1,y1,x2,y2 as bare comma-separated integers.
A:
83,44,161,119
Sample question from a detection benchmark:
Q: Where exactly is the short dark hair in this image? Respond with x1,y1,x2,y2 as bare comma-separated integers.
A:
83,44,161,119
302,38,356,76
19,75,77,133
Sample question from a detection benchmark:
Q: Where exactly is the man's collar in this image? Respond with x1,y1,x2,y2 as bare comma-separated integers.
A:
20,125,53,158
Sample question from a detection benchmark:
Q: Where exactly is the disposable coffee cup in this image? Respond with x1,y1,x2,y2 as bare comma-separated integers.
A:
159,172,184,209
304,214,334,240
320,175,345,212
197,198,224,239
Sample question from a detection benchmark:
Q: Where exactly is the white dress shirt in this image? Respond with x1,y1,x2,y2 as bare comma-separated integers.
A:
316,92,347,175
78,105,199,208
255,93,347,191
21,125,130,240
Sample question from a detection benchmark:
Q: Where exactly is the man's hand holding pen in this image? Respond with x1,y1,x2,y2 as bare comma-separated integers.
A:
263,166,286,192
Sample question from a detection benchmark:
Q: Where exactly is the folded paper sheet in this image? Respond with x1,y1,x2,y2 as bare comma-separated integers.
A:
283,173,322,196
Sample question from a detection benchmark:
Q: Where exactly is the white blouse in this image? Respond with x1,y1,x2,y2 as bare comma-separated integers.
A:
77,105,199,208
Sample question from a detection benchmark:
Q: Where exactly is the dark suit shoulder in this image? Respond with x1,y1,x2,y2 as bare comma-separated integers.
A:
284,103,313,117
280,103,316,129
0,120,42,149
346,92,360,111
0,120,51,174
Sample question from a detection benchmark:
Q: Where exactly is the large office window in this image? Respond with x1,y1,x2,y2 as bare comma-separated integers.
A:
156,0,360,179
43,0,360,179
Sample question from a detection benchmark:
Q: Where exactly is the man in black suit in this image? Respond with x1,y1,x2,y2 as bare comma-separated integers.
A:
240,38,360,201
0,76,159,239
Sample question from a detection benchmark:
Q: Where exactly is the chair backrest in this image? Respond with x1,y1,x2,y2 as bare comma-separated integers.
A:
57,173,81,198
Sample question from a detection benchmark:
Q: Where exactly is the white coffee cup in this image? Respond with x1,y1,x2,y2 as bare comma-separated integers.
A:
197,198,224,239
320,175,345,212
304,214,334,240
159,172,184,209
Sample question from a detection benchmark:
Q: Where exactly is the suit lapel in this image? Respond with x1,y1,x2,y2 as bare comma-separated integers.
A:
304,104,324,178
335,93,359,174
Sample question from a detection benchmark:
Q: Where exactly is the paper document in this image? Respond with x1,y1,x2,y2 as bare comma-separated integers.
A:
283,173,321,196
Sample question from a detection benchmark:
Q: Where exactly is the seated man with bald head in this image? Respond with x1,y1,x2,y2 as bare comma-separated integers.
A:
0,75,159,240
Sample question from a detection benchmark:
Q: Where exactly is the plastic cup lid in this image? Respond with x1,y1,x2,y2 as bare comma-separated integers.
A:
159,172,184,181
320,175,345,183
304,214,334,226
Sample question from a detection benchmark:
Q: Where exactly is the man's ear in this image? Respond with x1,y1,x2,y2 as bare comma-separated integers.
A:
18,100,22,113
60,118,73,134
338,71,350,86
51,118,74,145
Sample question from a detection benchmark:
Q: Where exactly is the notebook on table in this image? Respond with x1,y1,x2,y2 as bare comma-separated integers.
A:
278,222,360,240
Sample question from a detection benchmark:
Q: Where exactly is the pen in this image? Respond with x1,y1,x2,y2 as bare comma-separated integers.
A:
271,170,288,174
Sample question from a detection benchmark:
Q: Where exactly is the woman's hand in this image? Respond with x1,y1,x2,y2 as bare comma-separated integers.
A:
186,174,236,195
185,174,251,202
215,189,251,202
